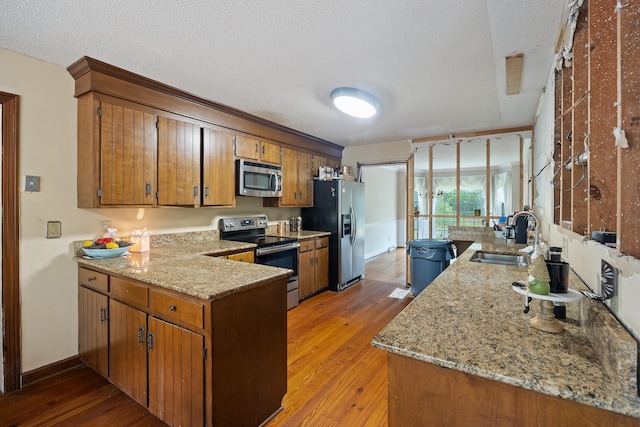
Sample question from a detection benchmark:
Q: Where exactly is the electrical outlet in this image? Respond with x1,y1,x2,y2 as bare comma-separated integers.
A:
25,175,40,192
46,221,61,239
100,220,110,234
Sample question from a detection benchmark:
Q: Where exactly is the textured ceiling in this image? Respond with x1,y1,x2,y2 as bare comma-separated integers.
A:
0,0,567,147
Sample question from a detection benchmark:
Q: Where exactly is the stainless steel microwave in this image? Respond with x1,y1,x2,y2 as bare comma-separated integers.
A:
236,159,283,197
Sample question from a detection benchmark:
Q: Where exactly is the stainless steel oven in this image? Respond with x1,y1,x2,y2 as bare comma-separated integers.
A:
220,216,299,309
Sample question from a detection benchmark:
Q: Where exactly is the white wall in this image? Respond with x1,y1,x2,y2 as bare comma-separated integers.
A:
532,61,640,338
0,48,299,372
360,167,403,259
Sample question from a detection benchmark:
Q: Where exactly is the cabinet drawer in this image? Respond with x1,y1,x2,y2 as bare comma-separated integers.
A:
78,268,108,293
227,250,255,263
299,240,315,253
110,277,148,307
150,290,204,329
315,237,329,249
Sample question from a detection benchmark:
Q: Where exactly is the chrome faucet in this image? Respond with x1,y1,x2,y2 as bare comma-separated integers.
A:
512,210,540,248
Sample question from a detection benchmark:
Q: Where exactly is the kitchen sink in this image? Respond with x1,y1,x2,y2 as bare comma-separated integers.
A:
469,251,529,267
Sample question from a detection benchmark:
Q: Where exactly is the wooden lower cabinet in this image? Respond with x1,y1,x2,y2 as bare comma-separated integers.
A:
109,299,148,406
78,286,109,377
77,266,287,427
148,317,204,426
298,237,329,299
225,250,255,263
387,352,640,427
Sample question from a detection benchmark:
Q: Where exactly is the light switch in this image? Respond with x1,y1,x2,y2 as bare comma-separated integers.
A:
46,221,61,239
25,175,40,192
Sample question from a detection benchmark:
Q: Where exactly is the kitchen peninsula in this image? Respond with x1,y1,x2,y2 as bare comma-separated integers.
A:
74,233,292,427
373,237,640,426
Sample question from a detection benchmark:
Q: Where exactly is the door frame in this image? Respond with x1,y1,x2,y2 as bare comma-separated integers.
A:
1,91,21,394
357,156,413,285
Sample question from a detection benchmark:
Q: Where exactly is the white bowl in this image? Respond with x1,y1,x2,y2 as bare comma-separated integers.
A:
82,246,129,259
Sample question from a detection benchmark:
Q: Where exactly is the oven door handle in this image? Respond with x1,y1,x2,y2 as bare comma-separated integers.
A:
255,242,300,256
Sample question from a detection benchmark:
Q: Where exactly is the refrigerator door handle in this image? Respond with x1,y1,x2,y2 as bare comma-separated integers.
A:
350,203,357,246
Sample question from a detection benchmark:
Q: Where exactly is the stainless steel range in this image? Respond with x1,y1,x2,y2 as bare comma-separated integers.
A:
219,216,299,309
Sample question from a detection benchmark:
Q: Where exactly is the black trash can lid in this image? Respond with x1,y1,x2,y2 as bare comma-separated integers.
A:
406,239,452,248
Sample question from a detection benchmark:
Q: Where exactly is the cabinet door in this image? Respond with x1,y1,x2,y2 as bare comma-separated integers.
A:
314,246,329,292
99,101,156,205
157,116,201,206
109,299,148,406
260,141,281,165
202,127,235,207
234,135,260,160
281,146,299,206
226,250,255,263
78,286,109,377
148,317,205,427
298,249,315,298
298,151,314,206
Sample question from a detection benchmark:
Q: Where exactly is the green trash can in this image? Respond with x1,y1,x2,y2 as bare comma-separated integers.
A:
407,239,456,296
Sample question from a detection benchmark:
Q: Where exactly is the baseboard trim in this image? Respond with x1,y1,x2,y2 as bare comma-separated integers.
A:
21,355,84,388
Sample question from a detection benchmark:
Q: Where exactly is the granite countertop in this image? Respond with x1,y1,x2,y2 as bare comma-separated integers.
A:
266,229,331,240
372,237,640,419
75,238,290,301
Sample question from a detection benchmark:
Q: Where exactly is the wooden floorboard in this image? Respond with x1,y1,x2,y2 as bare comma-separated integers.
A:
0,249,410,426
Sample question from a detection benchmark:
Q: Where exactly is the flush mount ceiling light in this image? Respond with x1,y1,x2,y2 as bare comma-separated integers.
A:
330,87,379,118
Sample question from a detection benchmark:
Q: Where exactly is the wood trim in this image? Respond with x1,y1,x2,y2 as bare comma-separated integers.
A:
0,91,21,394
67,56,343,159
412,126,532,144
21,356,84,388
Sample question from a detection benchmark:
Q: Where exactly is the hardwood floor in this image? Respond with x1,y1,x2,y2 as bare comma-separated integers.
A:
0,249,410,426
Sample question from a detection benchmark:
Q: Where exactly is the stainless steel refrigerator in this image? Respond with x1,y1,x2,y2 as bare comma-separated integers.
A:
301,180,365,291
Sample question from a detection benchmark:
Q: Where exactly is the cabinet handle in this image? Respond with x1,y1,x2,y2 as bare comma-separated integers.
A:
310,258,314,265
100,307,108,322
255,143,259,153
194,186,199,196
87,276,96,282
145,183,152,196
316,256,319,264
299,191,302,199
205,187,210,197
169,305,177,312
262,145,265,155
137,327,145,344
147,333,155,351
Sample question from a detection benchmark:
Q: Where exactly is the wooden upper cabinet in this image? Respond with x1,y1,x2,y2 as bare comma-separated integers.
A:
235,135,281,165
157,116,201,206
280,146,299,206
277,147,313,207
82,99,157,207
298,151,313,206
202,127,235,207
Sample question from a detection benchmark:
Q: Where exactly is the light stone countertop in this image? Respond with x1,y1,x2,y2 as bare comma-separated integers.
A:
266,228,331,240
74,238,290,301
372,237,640,419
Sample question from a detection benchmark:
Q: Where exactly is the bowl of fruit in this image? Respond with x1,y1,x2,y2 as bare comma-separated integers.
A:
81,238,132,259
